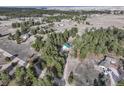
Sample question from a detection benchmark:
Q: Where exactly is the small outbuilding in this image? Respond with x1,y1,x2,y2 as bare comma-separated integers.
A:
62,43,72,52
21,34,30,42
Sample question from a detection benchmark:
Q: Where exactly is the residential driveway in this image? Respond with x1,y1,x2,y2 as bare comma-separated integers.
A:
63,54,80,85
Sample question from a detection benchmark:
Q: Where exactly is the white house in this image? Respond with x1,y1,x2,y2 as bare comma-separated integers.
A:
21,34,30,42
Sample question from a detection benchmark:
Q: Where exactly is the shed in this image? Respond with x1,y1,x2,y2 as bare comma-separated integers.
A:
21,34,30,42
62,43,72,51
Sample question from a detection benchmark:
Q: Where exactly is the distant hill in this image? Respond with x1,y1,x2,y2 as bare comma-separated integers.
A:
1,6,124,11
40,6,124,11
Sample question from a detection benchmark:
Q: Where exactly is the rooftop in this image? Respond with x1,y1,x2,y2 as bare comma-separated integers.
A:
63,43,72,48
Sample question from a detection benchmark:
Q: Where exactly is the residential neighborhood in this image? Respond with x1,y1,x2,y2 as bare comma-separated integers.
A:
0,6,124,86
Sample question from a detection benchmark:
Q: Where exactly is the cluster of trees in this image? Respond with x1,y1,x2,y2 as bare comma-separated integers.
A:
30,26,55,35
80,10,112,15
11,21,32,43
12,22,21,28
42,15,88,24
12,20,41,28
0,7,80,17
8,27,30,44
43,15,74,23
1,7,124,18
8,29,22,44
117,80,124,86
10,20,42,43
2,26,124,86
74,15,87,24
32,27,78,81
32,27,78,51
10,19,56,44
0,71,10,86
0,64,53,86
73,27,124,59
14,65,54,86
0,7,116,18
